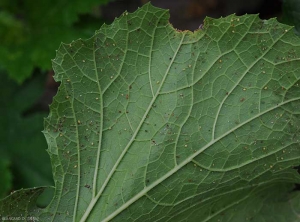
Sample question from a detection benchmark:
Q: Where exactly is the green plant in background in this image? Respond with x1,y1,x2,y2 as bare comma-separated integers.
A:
0,159,10,199
0,0,109,83
283,0,300,35
1,3,300,221
0,72,52,204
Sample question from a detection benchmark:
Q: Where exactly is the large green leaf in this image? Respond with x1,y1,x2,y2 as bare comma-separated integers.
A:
1,3,300,221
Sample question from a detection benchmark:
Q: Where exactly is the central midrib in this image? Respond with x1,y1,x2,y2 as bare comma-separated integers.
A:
102,96,300,222
101,21,299,220
79,29,186,222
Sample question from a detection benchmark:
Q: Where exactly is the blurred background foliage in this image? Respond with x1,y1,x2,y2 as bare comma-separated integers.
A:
0,0,110,82
0,0,299,206
283,0,300,35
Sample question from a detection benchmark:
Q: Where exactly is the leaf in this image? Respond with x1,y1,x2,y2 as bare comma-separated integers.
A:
1,3,300,221
0,0,109,83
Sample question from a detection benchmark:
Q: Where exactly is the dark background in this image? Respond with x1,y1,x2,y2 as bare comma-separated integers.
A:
103,0,282,31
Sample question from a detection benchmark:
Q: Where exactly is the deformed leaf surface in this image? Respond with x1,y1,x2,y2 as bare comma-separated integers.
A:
1,3,300,222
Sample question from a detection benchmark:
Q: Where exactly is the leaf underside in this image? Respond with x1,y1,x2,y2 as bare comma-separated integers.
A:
1,3,300,222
